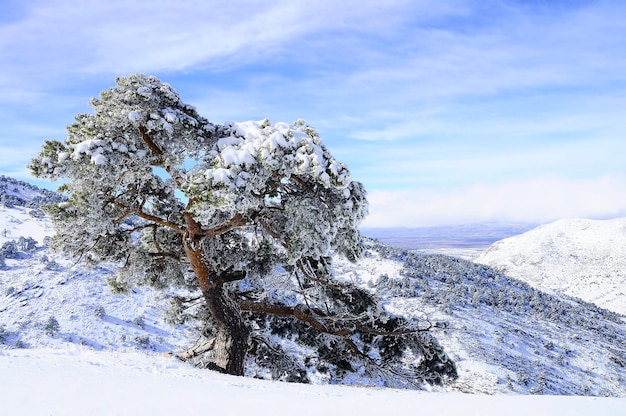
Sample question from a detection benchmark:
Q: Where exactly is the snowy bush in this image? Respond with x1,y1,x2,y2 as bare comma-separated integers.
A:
0,238,39,263
134,335,151,349
94,305,106,319
1,241,18,259
44,316,60,336
133,316,146,329
1,194,18,208
17,236,38,252
40,255,61,271
29,209,46,218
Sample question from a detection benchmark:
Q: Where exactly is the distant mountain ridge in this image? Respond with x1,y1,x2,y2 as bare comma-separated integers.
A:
475,217,626,315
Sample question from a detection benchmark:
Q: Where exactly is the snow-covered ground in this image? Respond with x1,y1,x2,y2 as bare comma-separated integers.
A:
1,348,624,416
0,204,193,354
476,218,626,315
334,249,626,397
2,177,626,413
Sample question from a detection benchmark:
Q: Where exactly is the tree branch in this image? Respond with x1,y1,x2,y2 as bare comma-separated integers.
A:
219,270,246,284
290,174,314,194
239,301,348,337
147,251,183,261
139,125,164,158
205,213,245,238
239,298,431,387
104,196,184,234
176,338,216,361
239,299,296,317
239,299,432,338
138,125,185,188
257,217,281,239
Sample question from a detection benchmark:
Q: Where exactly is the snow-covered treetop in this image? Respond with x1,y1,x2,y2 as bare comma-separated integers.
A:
29,73,367,275
185,118,367,262
31,74,214,181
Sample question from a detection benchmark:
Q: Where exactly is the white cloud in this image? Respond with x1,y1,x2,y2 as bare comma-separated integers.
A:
0,0,458,77
2,0,625,230
363,174,626,227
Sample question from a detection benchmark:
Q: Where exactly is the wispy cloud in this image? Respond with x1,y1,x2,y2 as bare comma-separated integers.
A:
0,1,455,78
1,0,625,226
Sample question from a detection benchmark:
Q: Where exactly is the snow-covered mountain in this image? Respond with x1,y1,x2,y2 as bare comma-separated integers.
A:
1,176,625,399
0,175,64,208
475,218,626,315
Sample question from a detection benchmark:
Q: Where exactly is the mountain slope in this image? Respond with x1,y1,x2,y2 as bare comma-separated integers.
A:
0,176,195,353
0,175,64,209
475,218,626,315
335,245,626,396
1,177,625,397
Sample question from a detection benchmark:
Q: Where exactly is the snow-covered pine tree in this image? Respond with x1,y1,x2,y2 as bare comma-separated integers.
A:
29,74,456,387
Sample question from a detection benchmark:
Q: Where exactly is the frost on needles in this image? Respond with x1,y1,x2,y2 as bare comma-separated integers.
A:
29,74,457,388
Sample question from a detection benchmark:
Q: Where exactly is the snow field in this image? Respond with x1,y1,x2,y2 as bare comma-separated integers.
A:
1,348,624,416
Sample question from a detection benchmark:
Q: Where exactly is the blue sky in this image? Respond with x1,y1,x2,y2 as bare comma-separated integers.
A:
1,0,625,227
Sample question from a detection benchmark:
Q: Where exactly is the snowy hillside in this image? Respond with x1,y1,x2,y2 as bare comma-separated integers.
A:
0,177,197,354
475,218,626,315
336,246,626,397
0,175,64,208
1,177,625,402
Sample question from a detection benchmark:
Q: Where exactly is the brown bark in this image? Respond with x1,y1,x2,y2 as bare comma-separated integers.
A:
139,126,163,155
138,123,251,375
183,216,250,376
177,338,216,361
202,284,250,375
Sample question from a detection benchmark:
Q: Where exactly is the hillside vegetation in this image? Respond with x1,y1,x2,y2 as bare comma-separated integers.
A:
1,177,625,396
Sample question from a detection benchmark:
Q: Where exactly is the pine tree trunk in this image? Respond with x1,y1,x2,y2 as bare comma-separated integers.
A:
183,226,250,376
202,284,250,375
